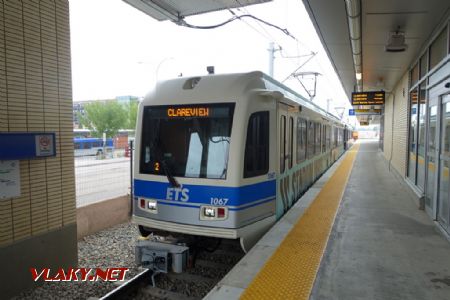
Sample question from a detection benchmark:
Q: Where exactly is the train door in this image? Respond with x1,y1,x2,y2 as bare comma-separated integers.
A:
344,126,348,150
276,102,294,218
436,94,450,233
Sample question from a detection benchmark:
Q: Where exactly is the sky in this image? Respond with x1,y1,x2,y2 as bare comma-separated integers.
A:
69,0,355,123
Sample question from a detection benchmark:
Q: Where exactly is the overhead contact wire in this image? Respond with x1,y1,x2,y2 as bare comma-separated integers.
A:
176,14,296,40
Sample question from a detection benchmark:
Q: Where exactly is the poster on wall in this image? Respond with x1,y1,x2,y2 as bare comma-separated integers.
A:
35,134,55,157
0,160,21,200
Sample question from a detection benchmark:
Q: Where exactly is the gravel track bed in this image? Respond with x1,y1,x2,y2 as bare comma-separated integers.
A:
154,275,213,298
13,222,245,300
13,222,140,300
187,264,229,279
130,242,244,299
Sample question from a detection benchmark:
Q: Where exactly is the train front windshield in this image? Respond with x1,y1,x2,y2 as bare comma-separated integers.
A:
140,103,235,179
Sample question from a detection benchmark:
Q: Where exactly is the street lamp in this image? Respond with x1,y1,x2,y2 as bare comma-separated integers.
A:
155,57,175,82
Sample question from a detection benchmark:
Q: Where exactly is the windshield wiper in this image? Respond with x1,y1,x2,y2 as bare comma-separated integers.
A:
161,159,180,188
150,121,180,187
151,143,180,188
220,166,227,179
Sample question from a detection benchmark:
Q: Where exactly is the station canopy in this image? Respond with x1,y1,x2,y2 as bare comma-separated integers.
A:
123,0,272,22
302,0,449,126
302,0,450,99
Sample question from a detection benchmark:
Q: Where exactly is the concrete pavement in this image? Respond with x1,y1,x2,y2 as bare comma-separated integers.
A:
311,141,450,300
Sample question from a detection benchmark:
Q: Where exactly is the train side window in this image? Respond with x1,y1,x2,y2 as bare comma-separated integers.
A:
288,117,293,169
244,111,270,178
326,125,331,150
337,128,340,145
307,121,315,158
322,125,326,152
338,128,340,146
315,123,321,154
280,115,286,173
330,126,333,147
334,127,338,147
336,127,339,146
296,118,307,162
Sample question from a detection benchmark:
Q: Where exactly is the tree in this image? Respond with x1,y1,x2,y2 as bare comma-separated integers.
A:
78,101,127,138
125,100,139,130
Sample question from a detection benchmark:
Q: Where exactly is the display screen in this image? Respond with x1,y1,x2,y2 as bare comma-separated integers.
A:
351,91,385,105
167,107,209,118
140,103,235,179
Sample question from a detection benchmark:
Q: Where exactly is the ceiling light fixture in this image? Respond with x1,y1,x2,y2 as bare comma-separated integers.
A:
385,29,408,52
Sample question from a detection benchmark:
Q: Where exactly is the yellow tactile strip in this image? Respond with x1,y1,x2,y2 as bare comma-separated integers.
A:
241,143,360,300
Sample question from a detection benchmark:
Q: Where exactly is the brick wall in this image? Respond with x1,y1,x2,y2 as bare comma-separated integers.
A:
383,72,409,177
0,0,75,247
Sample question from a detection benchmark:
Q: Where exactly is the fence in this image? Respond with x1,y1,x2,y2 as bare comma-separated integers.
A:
75,143,133,207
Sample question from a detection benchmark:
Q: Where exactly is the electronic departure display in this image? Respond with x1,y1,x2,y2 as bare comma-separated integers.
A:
351,91,385,105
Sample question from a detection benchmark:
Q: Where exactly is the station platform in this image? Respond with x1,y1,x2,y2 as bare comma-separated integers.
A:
206,140,450,300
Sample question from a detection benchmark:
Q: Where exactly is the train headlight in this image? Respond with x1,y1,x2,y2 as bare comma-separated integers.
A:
139,198,158,214
147,199,158,213
200,206,228,220
204,207,215,217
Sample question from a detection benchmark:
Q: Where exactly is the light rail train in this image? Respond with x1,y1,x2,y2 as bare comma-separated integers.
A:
133,71,353,252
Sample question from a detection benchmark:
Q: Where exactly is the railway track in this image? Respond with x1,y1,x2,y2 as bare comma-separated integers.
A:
100,239,244,300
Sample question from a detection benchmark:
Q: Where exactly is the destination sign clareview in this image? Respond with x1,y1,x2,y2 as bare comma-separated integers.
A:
351,91,385,105
167,107,210,117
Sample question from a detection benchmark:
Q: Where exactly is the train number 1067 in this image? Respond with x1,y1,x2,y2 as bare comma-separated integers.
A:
210,197,228,206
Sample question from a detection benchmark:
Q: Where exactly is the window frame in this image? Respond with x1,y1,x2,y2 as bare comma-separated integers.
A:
280,115,286,173
296,117,307,163
288,116,294,169
326,125,331,151
307,121,315,158
315,123,321,154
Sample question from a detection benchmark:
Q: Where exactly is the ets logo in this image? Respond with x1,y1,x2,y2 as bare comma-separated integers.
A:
166,185,190,202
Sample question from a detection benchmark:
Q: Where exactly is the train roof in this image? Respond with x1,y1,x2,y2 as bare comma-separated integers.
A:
143,71,343,124
260,73,342,123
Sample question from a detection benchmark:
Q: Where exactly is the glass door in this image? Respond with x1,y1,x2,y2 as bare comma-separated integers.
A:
425,102,437,213
437,94,450,232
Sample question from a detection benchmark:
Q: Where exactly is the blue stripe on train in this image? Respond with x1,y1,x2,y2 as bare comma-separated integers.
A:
134,179,276,206
155,197,276,210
